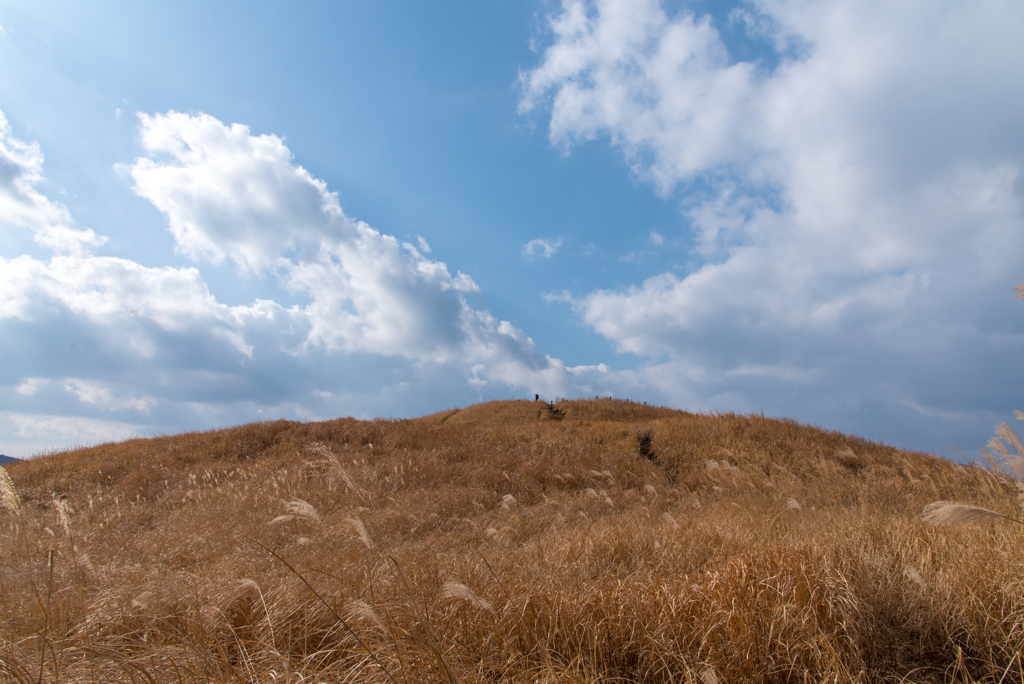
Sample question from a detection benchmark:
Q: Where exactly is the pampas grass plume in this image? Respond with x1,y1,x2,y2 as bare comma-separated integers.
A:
54,498,73,536
346,599,385,630
904,565,925,588
920,500,1021,526
0,467,20,515
285,499,321,523
981,415,1024,479
441,582,495,614
348,517,374,549
662,512,680,530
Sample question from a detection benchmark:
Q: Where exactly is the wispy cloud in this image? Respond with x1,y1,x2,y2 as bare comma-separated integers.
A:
541,290,574,304
522,237,563,259
618,250,652,263
63,378,156,413
15,378,49,396
4,412,143,446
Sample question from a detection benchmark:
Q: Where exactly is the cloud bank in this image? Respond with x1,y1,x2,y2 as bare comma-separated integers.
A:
521,0,1024,448
0,111,600,454
3,0,1023,457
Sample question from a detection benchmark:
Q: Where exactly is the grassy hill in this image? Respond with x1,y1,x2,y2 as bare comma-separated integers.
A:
1,398,1022,683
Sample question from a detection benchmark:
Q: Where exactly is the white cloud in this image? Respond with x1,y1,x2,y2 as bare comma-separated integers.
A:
0,253,278,357
648,231,663,245
128,111,493,361
0,111,106,256
618,249,653,263
15,378,48,395
542,290,575,304
520,0,760,193
62,378,156,413
130,112,335,273
522,0,1024,445
4,412,144,447
522,237,564,259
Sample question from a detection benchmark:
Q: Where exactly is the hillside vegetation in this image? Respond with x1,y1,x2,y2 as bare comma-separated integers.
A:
1,398,1023,683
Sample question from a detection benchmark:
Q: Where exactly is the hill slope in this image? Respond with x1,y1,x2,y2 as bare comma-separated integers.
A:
1,399,1022,683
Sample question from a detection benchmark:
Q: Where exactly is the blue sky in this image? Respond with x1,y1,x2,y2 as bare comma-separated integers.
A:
1,0,1023,458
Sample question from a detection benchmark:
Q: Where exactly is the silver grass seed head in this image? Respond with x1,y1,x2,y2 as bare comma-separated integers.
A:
285,499,321,523
921,501,1005,526
0,467,21,515
441,581,496,614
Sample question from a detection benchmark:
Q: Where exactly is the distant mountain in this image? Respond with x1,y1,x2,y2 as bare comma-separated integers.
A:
0,454,20,466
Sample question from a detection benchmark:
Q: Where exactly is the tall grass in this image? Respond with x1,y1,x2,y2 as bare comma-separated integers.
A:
982,280,1024,479
930,280,1024,529
1,398,1023,682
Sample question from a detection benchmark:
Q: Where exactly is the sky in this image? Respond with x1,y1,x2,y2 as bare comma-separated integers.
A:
1,0,1023,459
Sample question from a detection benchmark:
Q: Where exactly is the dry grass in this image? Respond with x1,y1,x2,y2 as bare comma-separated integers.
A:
1,398,1023,682
980,411,1024,481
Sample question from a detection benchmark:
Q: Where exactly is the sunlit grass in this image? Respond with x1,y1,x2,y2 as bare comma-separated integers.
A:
1,398,1023,682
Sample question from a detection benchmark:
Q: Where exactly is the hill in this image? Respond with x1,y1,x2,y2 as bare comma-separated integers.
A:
0,455,19,466
1,398,1021,683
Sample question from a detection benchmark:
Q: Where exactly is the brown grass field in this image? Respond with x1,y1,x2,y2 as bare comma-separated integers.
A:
2,398,1024,683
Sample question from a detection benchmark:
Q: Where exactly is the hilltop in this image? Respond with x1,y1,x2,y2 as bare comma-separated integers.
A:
1,398,1022,683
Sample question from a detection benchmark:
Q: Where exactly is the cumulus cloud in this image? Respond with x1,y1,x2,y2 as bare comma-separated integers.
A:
0,253,280,357
3,111,567,383
130,112,336,273
522,237,564,259
520,0,761,193
522,0,1024,446
128,111,493,361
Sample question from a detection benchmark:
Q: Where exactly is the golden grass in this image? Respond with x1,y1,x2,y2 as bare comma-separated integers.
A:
1,398,1022,682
